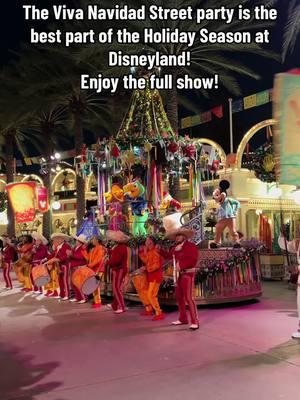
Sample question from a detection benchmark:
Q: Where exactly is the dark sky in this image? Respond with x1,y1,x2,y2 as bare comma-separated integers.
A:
1,0,300,155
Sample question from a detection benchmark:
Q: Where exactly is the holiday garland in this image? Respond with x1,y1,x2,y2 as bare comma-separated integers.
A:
247,142,275,183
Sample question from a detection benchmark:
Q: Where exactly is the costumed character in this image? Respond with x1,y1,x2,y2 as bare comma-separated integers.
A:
15,235,34,291
161,192,183,232
104,184,127,231
77,210,101,240
67,235,88,304
278,233,300,339
0,237,15,290
46,233,71,299
31,232,49,294
139,236,164,321
106,230,129,313
159,228,199,330
123,180,148,236
210,180,241,249
83,236,107,309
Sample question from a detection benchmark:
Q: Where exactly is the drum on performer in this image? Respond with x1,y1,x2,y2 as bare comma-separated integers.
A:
72,266,100,295
32,264,51,287
131,268,148,294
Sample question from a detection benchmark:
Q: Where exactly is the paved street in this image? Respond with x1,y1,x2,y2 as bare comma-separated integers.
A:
0,279,299,400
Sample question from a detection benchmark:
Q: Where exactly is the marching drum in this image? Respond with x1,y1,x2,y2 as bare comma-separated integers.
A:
72,266,100,295
32,264,51,287
131,268,148,294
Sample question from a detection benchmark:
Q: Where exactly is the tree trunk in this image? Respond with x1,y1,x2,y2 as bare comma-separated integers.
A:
166,73,180,199
42,133,53,238
5,132,15,236
74,112,85,228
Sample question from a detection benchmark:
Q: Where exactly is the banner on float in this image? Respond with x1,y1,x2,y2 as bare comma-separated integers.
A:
273,72,300,185
6,182,36,223
36,186,49,213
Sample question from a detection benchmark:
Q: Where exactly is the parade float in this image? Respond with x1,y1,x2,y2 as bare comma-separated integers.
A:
70,70,263,305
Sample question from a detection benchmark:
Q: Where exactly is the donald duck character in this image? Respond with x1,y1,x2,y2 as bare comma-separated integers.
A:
210,180,241,249
123,180,148,236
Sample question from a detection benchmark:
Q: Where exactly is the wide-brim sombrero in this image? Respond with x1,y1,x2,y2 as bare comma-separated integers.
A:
106,230,130,243
165,228,195,241
32,232,48,245
51,233,71,241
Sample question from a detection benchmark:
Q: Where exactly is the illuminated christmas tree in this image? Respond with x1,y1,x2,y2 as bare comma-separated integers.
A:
116,72,175,148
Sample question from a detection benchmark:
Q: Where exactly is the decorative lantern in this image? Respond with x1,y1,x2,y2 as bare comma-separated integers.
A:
167,141,179,154
111,144,120,158
6,182,36,223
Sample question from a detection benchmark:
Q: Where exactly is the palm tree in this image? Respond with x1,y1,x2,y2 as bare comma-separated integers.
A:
13,46,110,227
283,0,300,59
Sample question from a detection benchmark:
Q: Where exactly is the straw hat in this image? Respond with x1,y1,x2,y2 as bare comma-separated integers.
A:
51,233,71,241
0,236,11,245
106,230,130,243
165,228,195,241
32,232,48,245
73,234,88,244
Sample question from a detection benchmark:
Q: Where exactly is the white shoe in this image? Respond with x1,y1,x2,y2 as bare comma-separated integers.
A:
106,304,112,309
69,298,78,303
34,291,40,294
114,309,125,314
292,331,300,339
61,297,69,301
53,295,61,299
77,300,86,304
189,324,199,330
172,320,186,326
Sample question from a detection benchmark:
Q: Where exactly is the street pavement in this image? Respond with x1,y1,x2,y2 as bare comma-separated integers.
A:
0,278,299,400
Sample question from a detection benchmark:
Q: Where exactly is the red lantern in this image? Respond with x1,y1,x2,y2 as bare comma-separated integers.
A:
168,142,179,154
36,186,49,213
183,144,197,158
111,145,120,158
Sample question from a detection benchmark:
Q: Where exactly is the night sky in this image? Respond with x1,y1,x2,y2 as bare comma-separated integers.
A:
1,1,300,155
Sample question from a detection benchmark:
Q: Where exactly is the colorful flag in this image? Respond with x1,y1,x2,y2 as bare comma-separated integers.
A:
201,111,212,123
36,186,49,213
244,94,257,110
256,90,270,106
232,99,243,113
190,114,202,127
181,116,192,129
211,105,223,118
24,158,32,166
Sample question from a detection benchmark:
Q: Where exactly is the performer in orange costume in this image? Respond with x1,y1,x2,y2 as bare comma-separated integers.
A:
83,236,107,309
139,236,164,321
15,235,34,292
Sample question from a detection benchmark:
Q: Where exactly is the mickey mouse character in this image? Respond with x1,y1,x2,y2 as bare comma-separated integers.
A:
210,180,241,249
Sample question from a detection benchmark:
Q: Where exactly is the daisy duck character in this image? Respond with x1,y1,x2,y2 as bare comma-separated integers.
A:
104,184,127,231
210,180,241,249
123,180,148,236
